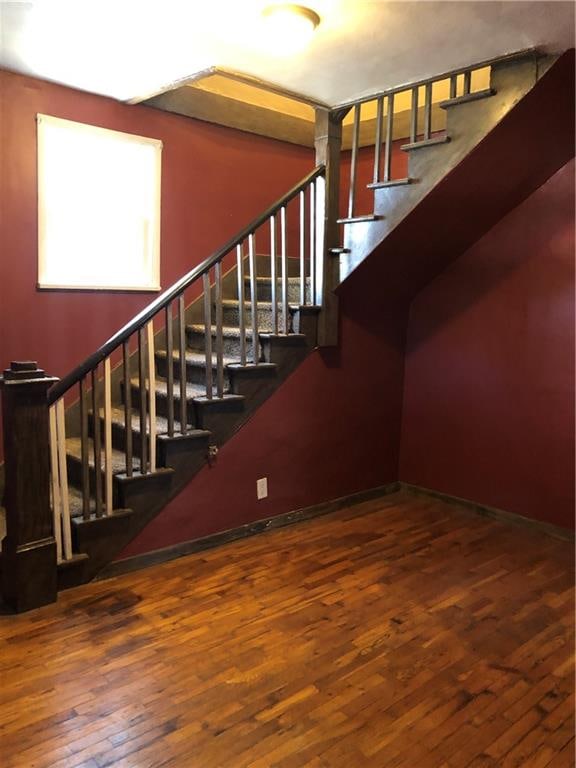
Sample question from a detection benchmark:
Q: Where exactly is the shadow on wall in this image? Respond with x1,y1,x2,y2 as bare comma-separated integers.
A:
406,159,575,349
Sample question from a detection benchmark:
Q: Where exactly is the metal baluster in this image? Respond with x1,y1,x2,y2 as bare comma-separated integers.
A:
56,399,72,559
463,70,471,95
310,181,316,305
384,92,395,182
347,103,361,219
79,377,90,519
248,233,259,362
269,217,278,334
373,95,384,185
299,190,305,305
215,262,224,398
103,357,113,513
178,294,187,433
138,327,148,474
165,304,174,438
146,322,157,473
122,341,133,477
450,74,457,99
424,82,432,140
91,368,103,516
280,206,288,334
203,272,213,398
410,86,419,143
236,245,247,365
48,405,63,562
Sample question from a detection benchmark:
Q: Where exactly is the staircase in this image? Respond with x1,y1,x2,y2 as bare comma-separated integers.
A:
1,46,573,608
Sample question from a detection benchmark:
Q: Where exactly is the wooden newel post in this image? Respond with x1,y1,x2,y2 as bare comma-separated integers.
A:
1,361,59,612
315,107,344,347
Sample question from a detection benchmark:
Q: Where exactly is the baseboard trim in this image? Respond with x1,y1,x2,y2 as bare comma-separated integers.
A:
97,481,402,581
400,482,575,542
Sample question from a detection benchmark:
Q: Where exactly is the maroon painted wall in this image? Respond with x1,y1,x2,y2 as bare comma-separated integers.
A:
0,68,314,459
0,69,313,385
400,159,575,529
122,283,407,557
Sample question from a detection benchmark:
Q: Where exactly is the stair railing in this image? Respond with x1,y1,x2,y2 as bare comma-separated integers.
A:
47,166,325,561
336,48,535,222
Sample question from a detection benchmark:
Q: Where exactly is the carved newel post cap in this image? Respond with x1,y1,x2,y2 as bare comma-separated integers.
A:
3,361,47,382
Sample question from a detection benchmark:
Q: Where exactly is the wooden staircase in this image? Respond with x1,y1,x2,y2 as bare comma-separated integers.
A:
59,272,321,588
1,46,573,610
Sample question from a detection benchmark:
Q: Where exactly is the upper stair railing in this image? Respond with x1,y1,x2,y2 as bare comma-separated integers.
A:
46,166,325,564
336,48,537,223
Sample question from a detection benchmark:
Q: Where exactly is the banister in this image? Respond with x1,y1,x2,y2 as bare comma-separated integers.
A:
332,47,540,111
48,164,325,404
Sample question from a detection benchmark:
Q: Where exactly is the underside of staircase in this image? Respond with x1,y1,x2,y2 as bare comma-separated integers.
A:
1,47,574,607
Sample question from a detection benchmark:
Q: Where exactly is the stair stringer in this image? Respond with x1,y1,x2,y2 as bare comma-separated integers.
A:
339,51,558,282
338,48,574,308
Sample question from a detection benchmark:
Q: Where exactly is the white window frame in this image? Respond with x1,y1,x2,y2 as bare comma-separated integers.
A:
37,114,162,291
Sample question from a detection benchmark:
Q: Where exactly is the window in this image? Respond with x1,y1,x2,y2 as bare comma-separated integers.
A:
37,114,162,291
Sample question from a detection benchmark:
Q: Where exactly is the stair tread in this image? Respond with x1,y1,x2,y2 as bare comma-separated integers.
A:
68,486,97,517
337,214,382,224
188,324,254,339
130,376,242,401
66,436,141,473
367,177,413,189
156,349,238,368
221,299,300,310
187,323,304,340
245,276,309,283
439,88,496,109
104,406,210,438
401,135,451,151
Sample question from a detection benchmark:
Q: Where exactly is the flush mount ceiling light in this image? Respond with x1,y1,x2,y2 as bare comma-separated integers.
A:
261,4,321,54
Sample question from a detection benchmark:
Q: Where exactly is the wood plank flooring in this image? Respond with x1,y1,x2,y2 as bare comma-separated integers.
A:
0,492,573,767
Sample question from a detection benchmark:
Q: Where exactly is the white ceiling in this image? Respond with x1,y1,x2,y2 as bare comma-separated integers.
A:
0,1,574,106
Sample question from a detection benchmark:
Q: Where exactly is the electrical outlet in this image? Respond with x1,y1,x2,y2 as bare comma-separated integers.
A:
257,477,268,500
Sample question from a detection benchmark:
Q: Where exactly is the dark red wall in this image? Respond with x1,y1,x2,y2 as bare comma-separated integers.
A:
400,160,575,529
0,69,313,384
0,69,315,461
122,284,407,557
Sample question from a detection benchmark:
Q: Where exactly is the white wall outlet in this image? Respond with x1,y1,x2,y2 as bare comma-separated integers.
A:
257,477,268,500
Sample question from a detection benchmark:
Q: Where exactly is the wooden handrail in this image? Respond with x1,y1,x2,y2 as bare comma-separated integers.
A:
48,165,325,404
332,47,540,111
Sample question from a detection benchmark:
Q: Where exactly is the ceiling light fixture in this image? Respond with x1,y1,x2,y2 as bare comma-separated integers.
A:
261,4,321,54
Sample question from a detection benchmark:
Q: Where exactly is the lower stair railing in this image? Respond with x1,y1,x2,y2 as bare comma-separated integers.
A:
45,166,326,567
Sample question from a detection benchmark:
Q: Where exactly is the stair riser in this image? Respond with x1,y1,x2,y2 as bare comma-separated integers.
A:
155,355,231,389
222,305,292,332
243,281,310,303
186,329,258,359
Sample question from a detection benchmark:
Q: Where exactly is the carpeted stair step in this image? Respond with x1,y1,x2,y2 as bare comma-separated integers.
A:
127,376,243,426
186,324,259,359
91,406,210,454
65,436,141,499
155,349,236,387
243,276,311,303
68,485,97,519
221,300,296,331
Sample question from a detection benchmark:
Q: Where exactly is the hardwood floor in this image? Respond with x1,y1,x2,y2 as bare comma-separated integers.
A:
0,492,573,768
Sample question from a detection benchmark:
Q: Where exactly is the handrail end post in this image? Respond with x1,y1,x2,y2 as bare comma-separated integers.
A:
1,361,59,612
315,109,342,348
